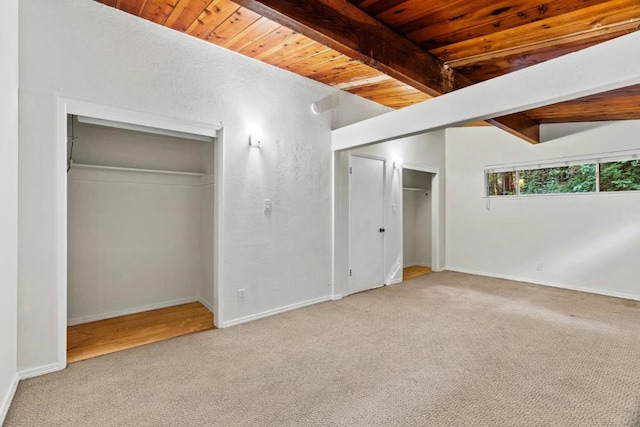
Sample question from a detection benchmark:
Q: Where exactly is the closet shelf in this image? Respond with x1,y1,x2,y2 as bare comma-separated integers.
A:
70,163,206,177
403,187,429,192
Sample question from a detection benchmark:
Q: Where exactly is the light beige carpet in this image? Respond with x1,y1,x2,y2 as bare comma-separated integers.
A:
6,272,640,426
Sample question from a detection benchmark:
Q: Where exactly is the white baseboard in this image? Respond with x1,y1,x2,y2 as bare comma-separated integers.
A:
221,295,332,328
445,267,640,302
198,297,214,313
386,277,403,285
0,373,19,425
331,294,344,301
67,297,200,326
18,363,61,380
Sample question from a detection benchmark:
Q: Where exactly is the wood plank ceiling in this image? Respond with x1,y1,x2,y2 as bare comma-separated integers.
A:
97,0,640,143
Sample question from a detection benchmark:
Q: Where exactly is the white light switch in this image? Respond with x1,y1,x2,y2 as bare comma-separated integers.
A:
264,199,272,212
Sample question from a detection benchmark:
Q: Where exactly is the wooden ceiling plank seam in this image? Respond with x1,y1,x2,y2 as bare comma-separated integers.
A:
140,0,183,25
314,68,385,86
233,0,540,143
137,0,149,16
430,0,640,61
220,16,281,51
278,45,336,71
205,7,263,45
348,84,426,98
285,50,347,74
260,38,323,67
458,27,637,82
307,59,378,79
115,0,146,15
445,19,640,69
185,0,241,39
239,27,305,60
372,0,453,28
346,78,420,92
351,0,408,18
345,78,425,93
184,0,220,33
266,41,328,67
295,56,356,78
370,93,432,103
332,74,394,90
163,0,189,27
164,0,213,30
404,0,614,49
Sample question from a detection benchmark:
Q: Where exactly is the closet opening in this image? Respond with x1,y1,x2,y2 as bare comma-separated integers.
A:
66,114,216,363
402,168,434,281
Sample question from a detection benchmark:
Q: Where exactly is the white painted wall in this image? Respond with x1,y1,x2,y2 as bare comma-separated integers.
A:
18,0,386,372
402,191,417,267
69,120,212,173
68,172,203,322
0,0,19,422
334,131,445,296
415,191,432,267
445,123,640,300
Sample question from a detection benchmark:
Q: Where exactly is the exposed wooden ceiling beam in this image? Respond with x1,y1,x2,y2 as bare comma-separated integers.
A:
234,0,540,144
332,31,640,151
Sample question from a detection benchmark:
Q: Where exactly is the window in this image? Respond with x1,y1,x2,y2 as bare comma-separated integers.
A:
520,164,596,195
487,171,516,196
599,159,640,192
486,155,639,196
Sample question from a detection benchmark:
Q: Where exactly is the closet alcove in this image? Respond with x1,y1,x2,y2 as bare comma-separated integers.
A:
402,168,433,281
66,115,215,362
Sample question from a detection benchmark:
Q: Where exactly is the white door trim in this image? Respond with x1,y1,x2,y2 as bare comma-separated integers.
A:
56,97,224,370
348,154,386,295
401,164,442,272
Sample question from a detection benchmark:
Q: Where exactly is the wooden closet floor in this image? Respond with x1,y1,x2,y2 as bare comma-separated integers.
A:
67,302,214,363
403,266,432,281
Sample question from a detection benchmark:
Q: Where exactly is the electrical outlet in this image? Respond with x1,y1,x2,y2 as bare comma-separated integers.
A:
536,263,543,271
264,199,272,212
237,289,246,302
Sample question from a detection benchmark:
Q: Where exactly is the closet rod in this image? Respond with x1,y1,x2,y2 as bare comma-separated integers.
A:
69,163,206,177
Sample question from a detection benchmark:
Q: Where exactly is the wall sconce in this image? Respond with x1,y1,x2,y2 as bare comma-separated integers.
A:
249,130,262,148
393,158,403,170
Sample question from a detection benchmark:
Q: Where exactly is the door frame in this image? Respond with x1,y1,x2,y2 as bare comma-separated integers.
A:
55,97,224,370
401,164,442,273
348,153,386,295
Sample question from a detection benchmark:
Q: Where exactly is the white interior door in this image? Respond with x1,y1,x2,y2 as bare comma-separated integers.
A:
349,155,385,294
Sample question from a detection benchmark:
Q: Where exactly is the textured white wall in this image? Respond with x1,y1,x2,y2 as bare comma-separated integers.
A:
445,124,640,300
415,186,432,267
402,191,417,267
0,0,19,421
67,177,203,322
18,0,386,372
70,121,211,172
334,131,445,296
